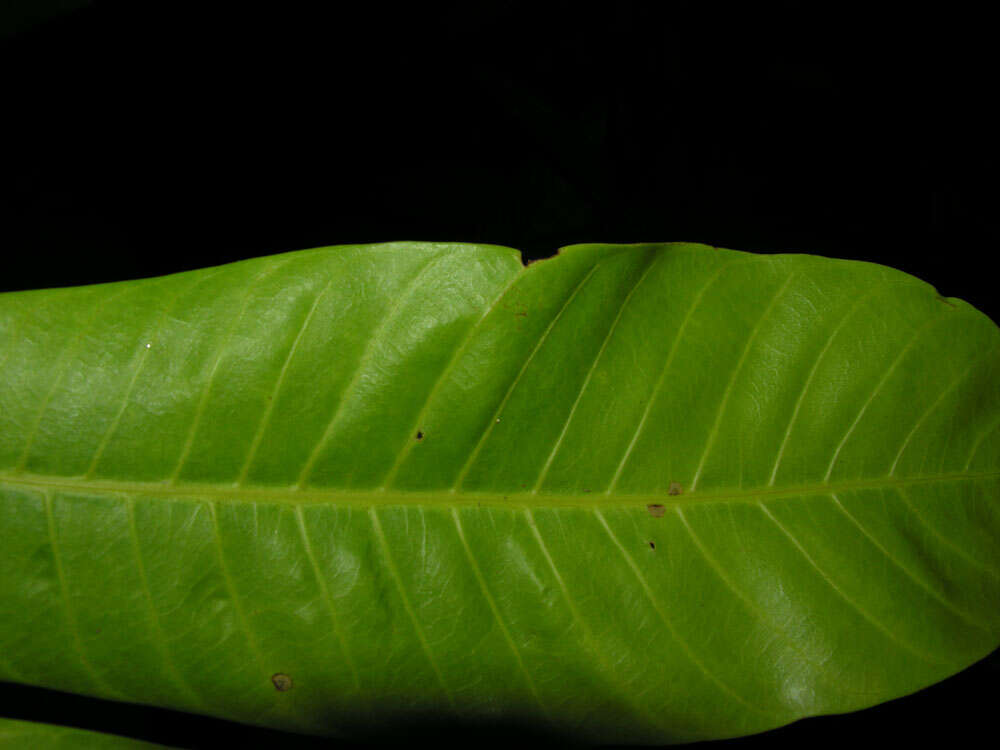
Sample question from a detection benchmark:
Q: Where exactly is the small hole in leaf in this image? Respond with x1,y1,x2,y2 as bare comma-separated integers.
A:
668,482,683,496
648,541,656,550
647,504,665,517
415,431,424,441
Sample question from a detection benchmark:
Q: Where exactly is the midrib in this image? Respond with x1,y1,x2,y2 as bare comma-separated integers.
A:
0,470,997,509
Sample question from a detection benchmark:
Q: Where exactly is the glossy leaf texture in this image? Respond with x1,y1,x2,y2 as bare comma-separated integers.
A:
1,242,998,745
0,718,169,749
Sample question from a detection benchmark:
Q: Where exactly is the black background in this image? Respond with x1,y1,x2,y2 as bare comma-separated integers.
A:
1,1,997,747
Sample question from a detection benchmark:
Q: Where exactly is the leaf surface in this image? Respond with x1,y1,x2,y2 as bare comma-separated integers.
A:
1,242,998,743
0,718,170,748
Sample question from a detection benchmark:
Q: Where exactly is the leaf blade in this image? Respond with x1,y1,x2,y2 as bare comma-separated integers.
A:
1,241,998,743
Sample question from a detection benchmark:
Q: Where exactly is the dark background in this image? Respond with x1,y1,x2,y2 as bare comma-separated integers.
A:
1,1,997,747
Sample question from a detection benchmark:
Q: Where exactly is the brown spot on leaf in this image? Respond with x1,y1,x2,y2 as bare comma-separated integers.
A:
668,482,683,496
415,431,424,441
271,673,293,691
648,540,656,550
647,504,665,517
937,295,957,309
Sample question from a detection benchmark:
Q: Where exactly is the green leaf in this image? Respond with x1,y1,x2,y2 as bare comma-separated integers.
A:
1,242,998,744
0,0,91,39
0,718,171,748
